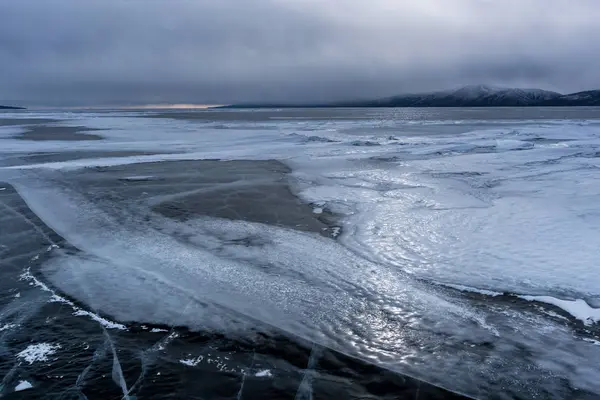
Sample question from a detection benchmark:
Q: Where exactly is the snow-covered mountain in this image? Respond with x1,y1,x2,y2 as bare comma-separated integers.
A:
361,84,563,107
543,90,600,106
224,85,600,108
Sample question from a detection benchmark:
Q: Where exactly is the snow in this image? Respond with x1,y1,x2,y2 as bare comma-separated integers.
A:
73,309,127,330
15,380,33,392
0,323,17,332
448,84,505,98
255,369,273,377
150,328,169,333
17,343,61,364
180,356,204,367
519,296,600,326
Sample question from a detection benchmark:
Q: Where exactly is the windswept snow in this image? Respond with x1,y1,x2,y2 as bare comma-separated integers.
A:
17,343,61,364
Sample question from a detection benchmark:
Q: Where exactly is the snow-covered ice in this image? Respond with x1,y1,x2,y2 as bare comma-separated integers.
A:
0,323,17,332
520,296,600,326
180,356,204,367
15,380,33,392
17,343,61,364
255,369,273,378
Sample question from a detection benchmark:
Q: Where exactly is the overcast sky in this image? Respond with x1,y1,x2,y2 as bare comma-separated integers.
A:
1,0,600,105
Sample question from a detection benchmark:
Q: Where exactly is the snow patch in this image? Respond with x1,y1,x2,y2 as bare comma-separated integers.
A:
73,310,127,330
255,369,273,378
180,356,204,367
0,323,17,332
312,207,323,214
520,296,600,325
15,380,33,392
17,343,61,364
150,328,169,333
331,227,341,238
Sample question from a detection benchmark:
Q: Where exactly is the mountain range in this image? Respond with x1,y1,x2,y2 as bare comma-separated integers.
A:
0,105,25,110
225,85,600,108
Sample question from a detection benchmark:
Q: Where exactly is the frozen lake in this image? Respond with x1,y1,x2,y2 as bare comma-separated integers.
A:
1,107,599,399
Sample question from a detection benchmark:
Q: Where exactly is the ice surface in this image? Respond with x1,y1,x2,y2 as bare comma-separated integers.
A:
20,267,126,330
17,343,61,364
434,283,503,297
14,380,33,391
3,110,600,397
287,124,600,305
120,175,156,181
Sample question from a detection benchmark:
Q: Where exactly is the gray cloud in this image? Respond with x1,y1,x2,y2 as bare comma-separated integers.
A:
1,0,600,105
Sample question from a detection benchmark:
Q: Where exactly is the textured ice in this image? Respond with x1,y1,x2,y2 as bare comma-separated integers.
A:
435,283,503,297
294,127,600,305
20,267,127,330
120,175,156,181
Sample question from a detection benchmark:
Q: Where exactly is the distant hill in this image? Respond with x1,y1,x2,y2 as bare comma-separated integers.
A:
540,90,600,106
223,85,600,108
0,105,25,110
354,85,562,107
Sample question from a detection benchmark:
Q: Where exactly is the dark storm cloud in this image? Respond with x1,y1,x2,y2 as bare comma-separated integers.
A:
1,0,600,105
